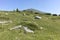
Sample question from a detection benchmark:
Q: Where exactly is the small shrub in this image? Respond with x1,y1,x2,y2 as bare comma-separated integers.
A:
53,14,57,16
45,13,51,15
0,27,2,29
34,12,39,14
15,8,20,12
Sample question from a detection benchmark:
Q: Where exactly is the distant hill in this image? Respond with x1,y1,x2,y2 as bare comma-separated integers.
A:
23,8,48,14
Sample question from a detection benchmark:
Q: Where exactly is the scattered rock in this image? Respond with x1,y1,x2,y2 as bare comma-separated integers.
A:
15,37,20,40
0,21,7,24
47,18,48,19
9,25,34,33
2,23,8,25
9,25,22,30
5,13,9,15
0,20,12,24
23,13,26,16
35,16,42,19
23,26,34,33
8,20,12,23
40,27,43,30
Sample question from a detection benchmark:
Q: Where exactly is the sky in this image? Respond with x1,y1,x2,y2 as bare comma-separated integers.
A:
0,0,60,14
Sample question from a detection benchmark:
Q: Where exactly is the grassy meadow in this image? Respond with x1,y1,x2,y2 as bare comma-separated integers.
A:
0,11,60,40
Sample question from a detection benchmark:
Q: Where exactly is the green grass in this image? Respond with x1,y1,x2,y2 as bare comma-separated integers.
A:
0,11,60,40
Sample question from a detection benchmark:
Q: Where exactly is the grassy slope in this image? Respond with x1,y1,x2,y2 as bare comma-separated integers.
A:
0,11,60,40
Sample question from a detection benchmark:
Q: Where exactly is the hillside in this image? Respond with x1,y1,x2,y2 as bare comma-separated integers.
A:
0,10,60,40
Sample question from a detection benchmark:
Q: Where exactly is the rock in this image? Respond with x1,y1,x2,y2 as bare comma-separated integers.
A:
5,13,9,15
47,18,48,19
0,20,12,24
35,16,42,19
9,25,34,33
8,20,12,23
23,26,34,33
23,13,26,16
0,21,7,24
9,25,22,30
40,27,43,30
15,37,20,40
2,23,8,25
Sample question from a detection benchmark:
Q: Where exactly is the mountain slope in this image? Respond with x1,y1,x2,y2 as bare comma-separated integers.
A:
0,11,60,40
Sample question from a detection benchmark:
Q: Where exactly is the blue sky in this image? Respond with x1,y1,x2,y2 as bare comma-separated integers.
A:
0,0,60,14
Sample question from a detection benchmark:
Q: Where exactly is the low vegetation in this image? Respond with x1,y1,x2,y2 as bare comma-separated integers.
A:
0,9,60,40
45,13,51,15
53,14,57,16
